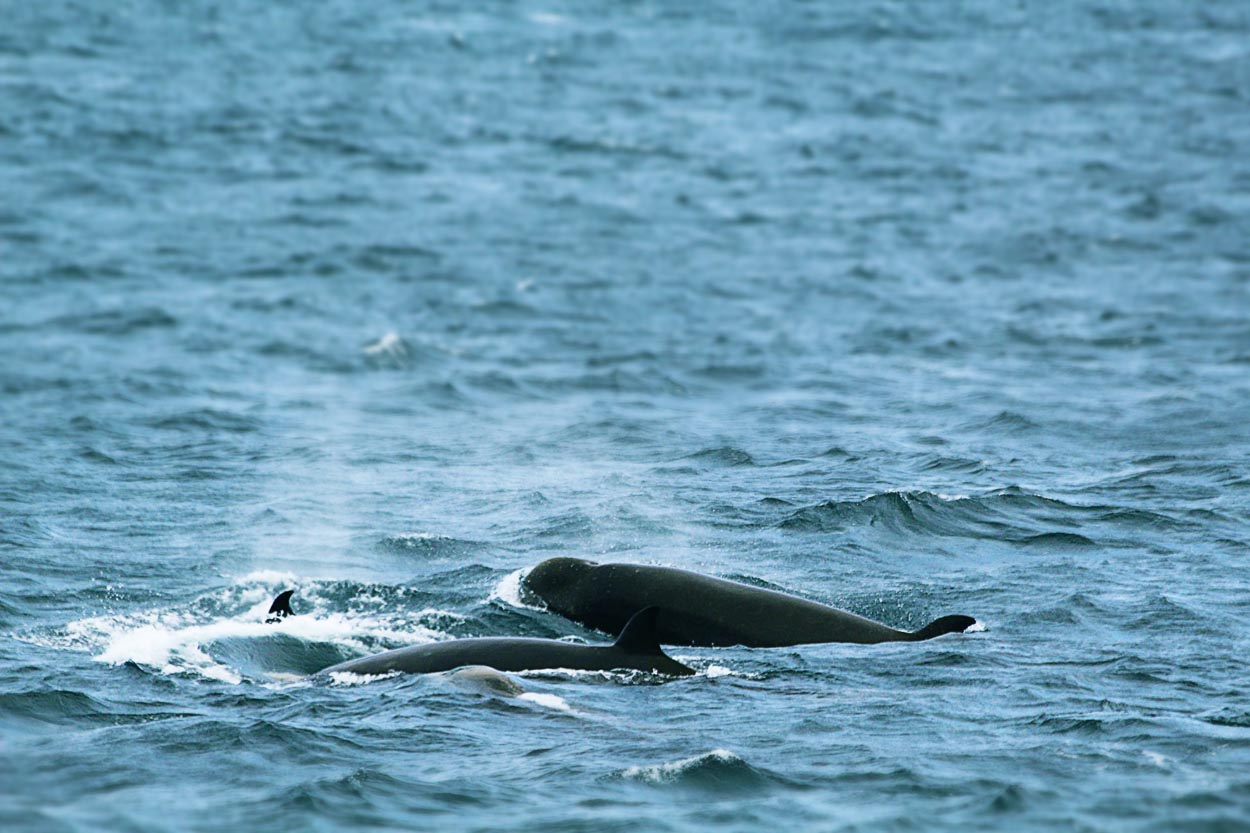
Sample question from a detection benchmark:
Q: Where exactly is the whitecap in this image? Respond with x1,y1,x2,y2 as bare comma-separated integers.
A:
515,667,619,680
621,749,741,783
387,532,447,544
32,575,458,683
233,568,300,586
518,692,573,712
363,331,409,358
487,566,545,610
87,609,445,679
328,670,402,686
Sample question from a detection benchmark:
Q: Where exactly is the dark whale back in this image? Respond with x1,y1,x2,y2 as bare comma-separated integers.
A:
316,604,694,678
523,559,976,647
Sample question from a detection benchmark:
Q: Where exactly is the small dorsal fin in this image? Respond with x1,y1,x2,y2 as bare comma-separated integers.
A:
266,590,294,623
910,614,977,641
613,606,663,654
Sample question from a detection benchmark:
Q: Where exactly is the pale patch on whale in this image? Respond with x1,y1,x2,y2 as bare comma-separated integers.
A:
442,667,575,712
446,665,526,697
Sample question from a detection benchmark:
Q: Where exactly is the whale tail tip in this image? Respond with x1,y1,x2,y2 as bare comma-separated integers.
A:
266,590,295,623
911,614,977,641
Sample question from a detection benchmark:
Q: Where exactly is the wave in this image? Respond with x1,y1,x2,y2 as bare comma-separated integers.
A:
1016,592,1109,627
526,369,687,396
148,408,262,434
519,509,596,542
775,488,1181,546
0,689,116,727
362,332,412,368
1026,713,1161,737
377,532,484,557
254,338,358,373
1202,709,1250,729
1017,532,1098,548
677,446,757,467
616,749,775,791
48,306,177,336
963,410,1040,433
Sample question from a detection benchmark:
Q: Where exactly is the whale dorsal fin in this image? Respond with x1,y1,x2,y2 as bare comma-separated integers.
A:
910,614,977,641
266,590,294,623
613,606,663,654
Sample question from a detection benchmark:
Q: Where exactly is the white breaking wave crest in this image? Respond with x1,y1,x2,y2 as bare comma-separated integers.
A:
30,574,456,684
328,670,402,686
514,667,633,681
517,692,573,712
384,532,456,547
235,569,300,587
621,749,742,783
362,331,409,358
669,658,758,679
487,566,545,610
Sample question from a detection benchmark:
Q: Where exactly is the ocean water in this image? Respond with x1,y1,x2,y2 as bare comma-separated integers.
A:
2,0,1249,830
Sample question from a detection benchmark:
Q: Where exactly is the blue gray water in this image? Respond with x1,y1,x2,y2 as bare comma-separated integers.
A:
3,1,1249,830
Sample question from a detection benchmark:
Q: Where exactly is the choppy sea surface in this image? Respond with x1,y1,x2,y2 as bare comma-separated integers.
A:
3,1,1249,830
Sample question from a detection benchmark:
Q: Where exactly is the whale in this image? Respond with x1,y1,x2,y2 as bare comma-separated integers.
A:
522,558,977,647
312,602,693,678
265,589,295,624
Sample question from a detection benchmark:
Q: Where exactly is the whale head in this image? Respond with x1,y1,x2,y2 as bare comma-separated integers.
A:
524,557,597,611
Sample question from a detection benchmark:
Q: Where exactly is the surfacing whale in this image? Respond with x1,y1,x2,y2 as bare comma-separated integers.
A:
522,558,977,647
314,602,693,678
265,589,295,624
